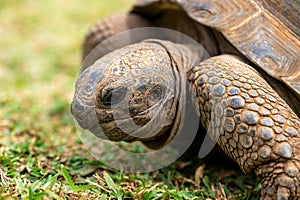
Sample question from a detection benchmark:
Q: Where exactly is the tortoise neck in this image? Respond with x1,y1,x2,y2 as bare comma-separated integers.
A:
137,39,207,148
143,39,209,73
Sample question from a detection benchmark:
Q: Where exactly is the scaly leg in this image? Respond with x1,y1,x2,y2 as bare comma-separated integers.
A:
189,55,300,199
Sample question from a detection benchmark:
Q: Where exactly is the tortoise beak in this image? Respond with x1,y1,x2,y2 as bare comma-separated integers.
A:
71,63,108,138
71,97,108,139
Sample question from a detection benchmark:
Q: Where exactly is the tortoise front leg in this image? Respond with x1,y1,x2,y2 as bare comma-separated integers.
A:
189,55,300,199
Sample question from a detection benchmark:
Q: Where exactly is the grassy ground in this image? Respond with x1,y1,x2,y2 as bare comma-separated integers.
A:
0,1,261,199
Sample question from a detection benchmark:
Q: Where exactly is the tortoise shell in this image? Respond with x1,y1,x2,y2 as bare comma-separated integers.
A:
132,0,300,98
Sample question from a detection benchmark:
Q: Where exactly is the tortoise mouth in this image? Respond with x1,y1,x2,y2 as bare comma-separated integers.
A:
94,103,163,142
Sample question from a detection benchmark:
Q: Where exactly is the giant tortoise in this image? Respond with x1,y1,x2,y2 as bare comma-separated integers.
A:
71,0,300,199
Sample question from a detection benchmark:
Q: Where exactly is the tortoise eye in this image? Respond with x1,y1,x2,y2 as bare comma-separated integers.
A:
101,86,127,107
150,85,163,99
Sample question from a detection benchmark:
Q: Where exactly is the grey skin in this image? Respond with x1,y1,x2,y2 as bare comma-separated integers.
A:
71,14,300,200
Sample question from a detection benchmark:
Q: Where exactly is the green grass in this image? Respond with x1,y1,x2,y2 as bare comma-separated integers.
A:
0,0,260,199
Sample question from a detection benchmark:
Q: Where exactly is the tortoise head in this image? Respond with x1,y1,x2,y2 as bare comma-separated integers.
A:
71,41,180,143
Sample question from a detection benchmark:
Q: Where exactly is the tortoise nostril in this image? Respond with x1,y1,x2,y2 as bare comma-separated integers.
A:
71,102,85,121
71,100,85,112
